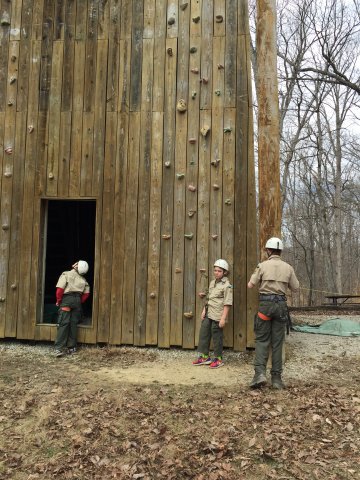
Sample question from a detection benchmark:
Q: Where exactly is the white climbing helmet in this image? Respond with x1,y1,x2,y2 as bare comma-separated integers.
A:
214,259,229,272
265,237,284,251
77,260,89,275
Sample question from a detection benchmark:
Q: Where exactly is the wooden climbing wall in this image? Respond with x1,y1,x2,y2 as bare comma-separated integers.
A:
0,0,257,350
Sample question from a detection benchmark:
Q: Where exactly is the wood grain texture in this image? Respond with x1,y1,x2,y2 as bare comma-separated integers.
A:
0,0,257,350
146,111,163,345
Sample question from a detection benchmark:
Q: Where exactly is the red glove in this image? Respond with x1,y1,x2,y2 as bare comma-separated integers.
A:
81,293,90,304
56,288,64,306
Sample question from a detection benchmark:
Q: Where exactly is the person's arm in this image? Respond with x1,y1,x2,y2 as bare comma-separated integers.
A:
56,288,64,306
289,268,300,292
81,292,90,303
219,305,231,328
248,264,261,289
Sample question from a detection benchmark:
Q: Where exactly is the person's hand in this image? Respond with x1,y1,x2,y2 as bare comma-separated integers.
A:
56,303,59,307
219,318,226,328
201,310,206,320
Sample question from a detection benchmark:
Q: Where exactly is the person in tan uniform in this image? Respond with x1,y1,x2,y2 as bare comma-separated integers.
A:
54,260,90,357
248,238,299,389
192,259,233,369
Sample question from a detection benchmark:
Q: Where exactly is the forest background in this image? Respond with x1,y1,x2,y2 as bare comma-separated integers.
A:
250,0,360,306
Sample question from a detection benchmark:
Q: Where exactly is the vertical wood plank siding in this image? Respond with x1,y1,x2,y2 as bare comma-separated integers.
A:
0,0,257,350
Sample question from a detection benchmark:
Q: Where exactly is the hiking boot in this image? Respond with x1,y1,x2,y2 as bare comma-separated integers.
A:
54,349,64,358
209,358,224,369
272,375,286,390
192,356,212,366
67,347,77,355
249,373,267,389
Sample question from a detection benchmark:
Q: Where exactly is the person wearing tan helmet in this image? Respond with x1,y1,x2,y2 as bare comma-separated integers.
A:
192,259,233,368
248,238,299,389
53,260,90,357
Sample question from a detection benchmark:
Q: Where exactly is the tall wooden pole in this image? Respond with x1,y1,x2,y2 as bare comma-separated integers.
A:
256,0,281,258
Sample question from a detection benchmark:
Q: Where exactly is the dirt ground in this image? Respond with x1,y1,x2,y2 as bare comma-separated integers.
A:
1,312,359,480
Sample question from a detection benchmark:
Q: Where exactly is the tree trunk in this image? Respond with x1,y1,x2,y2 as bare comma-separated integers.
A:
256,0,281,257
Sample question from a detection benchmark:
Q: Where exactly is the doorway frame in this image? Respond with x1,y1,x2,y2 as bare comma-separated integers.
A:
37,197,98,329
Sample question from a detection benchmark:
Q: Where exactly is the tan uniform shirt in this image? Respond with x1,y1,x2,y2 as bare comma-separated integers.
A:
207,277,233,321
56,269,90,294
249,255,299,295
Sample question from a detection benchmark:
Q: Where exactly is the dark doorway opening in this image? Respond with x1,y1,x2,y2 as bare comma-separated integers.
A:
42,200,96,325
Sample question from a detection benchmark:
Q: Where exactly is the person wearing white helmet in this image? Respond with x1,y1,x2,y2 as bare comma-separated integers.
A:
247,237,299,389
192,259,233,368
53,260,90,357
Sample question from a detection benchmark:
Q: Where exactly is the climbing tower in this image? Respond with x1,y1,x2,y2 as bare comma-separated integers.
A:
0,0,257,350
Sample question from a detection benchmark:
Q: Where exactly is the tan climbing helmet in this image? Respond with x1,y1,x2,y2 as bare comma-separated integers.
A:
77,260,89,275
265,237,284,251
214,259,229,272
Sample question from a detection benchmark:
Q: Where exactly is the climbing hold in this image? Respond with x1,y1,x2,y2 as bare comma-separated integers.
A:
217,64,224,70
48,172,54,179
213,184,220,190
191,91,197,99
188,210,196,217
177,99,187,112
215,15,224,23
175,268,182,273
4,171,12,178
200,125,210,137
214,89,221,96
9,76,16,84
0,298,5,302
223,127,232,133
8,100,14,106
28,125,34,133
11,55,17,62
225,199,232,205
201,78,209,84
0,13,10,26
183,312,194,319
11,284,17,290
211,158,220,167
184,233,194,240
162,234,171,240
150,292,156,299
2,224,9,231
199,268,207,273
167,47,173,56
5,147,13,155
189,138,197,144
188,184,197,192
168,17,176,25
180,2,188,10
192,16,200,23
211,234,218,240
198,292,206,298
164,161,171,168
176,173,185,179
190,67,199,74
190,46,197,54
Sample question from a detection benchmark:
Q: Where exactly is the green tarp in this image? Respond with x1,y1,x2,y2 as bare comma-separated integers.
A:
293,318,360,337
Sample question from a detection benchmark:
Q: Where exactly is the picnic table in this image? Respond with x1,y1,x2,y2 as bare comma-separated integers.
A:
324,294,360,306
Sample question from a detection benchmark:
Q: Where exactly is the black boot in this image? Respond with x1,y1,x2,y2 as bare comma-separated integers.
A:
249,372,267,389
271,374,285,390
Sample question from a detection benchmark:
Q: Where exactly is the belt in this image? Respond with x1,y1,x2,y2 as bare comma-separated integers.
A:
259,294,287,302
64,292,82,297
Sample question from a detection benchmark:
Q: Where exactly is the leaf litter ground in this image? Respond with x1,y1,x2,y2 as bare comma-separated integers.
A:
0,313,359,480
